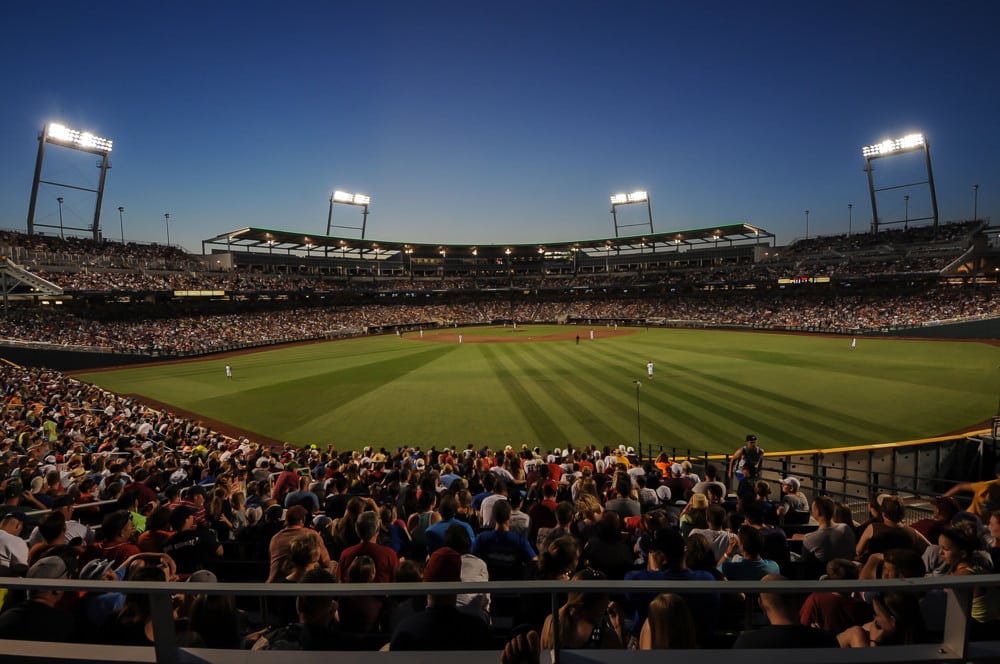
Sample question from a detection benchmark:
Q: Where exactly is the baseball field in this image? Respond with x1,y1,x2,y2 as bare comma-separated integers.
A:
73,325,1000,455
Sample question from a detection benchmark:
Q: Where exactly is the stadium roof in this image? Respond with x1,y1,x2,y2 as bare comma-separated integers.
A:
202,223,774,259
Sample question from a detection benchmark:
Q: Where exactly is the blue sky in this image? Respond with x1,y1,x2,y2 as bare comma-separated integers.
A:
1,1,997,253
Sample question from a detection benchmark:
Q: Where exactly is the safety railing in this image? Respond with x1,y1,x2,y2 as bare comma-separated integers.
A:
0,574,996,664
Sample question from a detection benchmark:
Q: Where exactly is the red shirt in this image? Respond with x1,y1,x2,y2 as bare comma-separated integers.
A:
338,540,399,583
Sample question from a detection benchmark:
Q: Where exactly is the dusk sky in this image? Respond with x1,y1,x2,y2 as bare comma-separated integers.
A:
1,1,997,253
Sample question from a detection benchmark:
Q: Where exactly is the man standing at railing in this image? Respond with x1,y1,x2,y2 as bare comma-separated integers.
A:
729,434,764,497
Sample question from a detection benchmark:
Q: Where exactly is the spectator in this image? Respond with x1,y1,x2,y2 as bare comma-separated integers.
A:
801,496,857,565
472,499,537,580
775,477,809,525
720,525,780,580
388,547,493,650
689,504,736,563
338,510,398,583
0,555,77,641
424,494,475,556
0,512,29,568
624,527,720,647
837,590,923,647
856,495,930,561
161,505,223,577
267,505,333,582
732,574,840,648
581,511,634,580
799,558,872,634
540,568,625,649
92,510,141,567
639,593,697,650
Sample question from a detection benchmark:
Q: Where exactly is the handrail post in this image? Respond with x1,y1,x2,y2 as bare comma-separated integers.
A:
551,587,560,664
941,586,972,661
149,592,178,664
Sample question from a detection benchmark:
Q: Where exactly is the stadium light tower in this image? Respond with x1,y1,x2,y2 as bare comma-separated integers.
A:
861,132,938,233
27,122,113,241
610,191,654,237
804,210,810,240
117,206,125,244
164,213,171,246
848,203,853,236
57,197,65,239
326,190,371,247
973,184,979,222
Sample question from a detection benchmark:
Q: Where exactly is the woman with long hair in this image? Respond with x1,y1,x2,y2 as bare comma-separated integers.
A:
540,568,625,650
639,593,697,649
838,590,922,647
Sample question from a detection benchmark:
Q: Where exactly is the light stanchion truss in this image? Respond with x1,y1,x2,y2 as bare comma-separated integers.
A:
861,132,939,233
26,122,113,242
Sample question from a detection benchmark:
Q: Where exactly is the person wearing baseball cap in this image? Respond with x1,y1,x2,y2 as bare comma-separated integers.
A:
729,434,764,498
0,555,77,641
776,477,809,524
388,547,493,651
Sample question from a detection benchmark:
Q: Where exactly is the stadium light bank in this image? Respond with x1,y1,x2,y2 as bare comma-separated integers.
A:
610,190,654,237
860,132,938,232
27,122,114,242
326,189,371,255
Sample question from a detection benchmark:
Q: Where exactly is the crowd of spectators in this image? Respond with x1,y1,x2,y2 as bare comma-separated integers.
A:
0,220,987,295
0,362,997,652
0,282,996,356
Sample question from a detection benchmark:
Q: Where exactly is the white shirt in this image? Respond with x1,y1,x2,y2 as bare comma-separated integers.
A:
0,529,29,567
457,553,491,619
479,494,509,530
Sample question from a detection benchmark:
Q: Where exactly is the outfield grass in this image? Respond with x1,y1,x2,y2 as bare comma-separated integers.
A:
73,326,1000,454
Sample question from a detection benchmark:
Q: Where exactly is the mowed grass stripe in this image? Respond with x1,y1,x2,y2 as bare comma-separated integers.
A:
73,326,1000,450
497,343,626,444
518,341,679,445
582,341,767,450
188,345,457,441
592,337,894,449
478,345,569,444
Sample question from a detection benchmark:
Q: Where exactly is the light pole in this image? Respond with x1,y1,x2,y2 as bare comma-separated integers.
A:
848,203,853,237
904,195,910,230
632,379,642,450
804,209,810,240
973,184,979,222
164,213,171,247
117,206,125,244
57,197,65,239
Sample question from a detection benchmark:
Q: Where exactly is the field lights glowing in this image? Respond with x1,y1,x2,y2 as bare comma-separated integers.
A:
610,191,648,205
861,133,924,158
46,123,113,152
332,190,370,206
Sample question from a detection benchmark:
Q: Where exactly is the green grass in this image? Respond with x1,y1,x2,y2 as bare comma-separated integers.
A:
73,326,1000,454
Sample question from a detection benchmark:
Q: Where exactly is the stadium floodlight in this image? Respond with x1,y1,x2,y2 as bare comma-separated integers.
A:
861,131,938,233
609,189,654,237
46,123,113,153
27,122,114,240
861,133,924,158
326,189,371,247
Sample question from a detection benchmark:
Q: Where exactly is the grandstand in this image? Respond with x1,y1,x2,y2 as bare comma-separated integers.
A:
0,220,998,663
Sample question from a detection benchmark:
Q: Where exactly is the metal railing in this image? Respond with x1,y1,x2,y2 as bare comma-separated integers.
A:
0,574,996,664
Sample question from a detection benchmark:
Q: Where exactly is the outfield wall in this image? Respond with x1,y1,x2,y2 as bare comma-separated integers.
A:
868,314,1000,339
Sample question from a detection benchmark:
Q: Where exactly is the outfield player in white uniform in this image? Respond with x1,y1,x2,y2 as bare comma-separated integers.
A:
850,338,857,350
647,361,654,379
225,364,232,379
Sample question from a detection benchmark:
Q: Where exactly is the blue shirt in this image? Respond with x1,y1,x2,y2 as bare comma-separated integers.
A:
425,518,476,555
